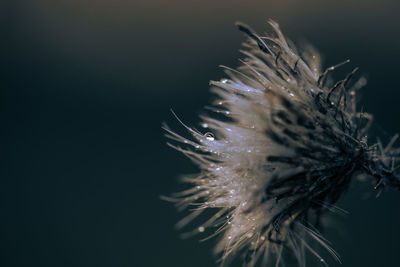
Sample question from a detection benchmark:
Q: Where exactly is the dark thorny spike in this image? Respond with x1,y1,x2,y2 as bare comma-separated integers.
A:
236,22,276,57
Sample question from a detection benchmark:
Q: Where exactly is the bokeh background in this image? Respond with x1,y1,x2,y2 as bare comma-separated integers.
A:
2,0,400,266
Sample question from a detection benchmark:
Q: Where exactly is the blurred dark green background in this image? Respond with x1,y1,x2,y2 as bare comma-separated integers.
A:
2,0,400,266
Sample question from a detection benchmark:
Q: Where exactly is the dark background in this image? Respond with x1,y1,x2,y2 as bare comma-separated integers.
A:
2,0,400,266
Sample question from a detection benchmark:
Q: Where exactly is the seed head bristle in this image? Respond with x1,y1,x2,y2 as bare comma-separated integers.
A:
164,20,400,267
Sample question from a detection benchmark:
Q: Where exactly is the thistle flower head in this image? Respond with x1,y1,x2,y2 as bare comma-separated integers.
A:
163,20,400,266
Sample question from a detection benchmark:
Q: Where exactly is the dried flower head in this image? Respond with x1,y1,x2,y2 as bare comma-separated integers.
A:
163,20,400,266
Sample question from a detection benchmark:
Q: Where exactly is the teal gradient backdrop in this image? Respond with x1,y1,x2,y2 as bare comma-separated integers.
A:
2,1,400,266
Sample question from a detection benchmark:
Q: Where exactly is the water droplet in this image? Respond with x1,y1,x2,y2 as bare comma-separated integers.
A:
228,235,232,240
260,236,265,241
201,123,209,128
310,88,315,93
204,132,215,141
195,145,200,149
289,93,294,97
221,79,228,83
198,226,205,232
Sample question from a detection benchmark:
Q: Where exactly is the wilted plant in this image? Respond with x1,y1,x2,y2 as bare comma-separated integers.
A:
163,20,400,267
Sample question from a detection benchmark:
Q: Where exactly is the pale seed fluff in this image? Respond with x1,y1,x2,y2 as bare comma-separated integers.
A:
163,20,400,267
